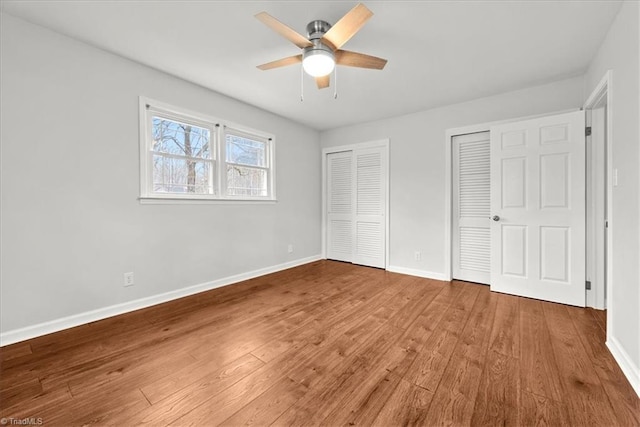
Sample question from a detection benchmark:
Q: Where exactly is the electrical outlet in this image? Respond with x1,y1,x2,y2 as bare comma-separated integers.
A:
287,244,294,254
414,251,421,261
123,272,134,287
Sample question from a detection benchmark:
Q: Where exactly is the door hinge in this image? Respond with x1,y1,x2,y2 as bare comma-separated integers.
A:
585,280,592,290
585,126,592,136
605,220,609,228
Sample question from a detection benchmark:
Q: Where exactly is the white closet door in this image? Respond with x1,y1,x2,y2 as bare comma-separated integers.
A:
327,151,353,262
452,132,491,284
353,147,386,268
490,110,586,307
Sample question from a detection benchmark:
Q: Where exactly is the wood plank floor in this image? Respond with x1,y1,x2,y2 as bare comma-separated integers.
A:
1,260,638,426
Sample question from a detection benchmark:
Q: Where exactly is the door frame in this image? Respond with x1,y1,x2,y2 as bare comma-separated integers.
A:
583,70,613,316
321,139,390,268
444,109,579,282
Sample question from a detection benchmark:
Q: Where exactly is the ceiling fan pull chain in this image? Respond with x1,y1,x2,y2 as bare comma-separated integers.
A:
300,64,304,102
334,66,338,99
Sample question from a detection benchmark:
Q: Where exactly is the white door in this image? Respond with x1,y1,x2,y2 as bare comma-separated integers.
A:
325,144,387,269
490,110,586,307
452,132,491,284
327,151,353,263
353,147,386,268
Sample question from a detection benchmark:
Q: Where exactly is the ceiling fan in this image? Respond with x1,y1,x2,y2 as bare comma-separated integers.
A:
255,3,387,90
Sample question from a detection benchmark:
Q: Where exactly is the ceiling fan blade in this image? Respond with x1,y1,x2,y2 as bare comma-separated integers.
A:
257,55,303,70
316,75,330,89
335,50,387,70
255,12,313,49
321,3,373,50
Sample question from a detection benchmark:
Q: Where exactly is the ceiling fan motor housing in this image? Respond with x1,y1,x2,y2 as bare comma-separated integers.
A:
306,20,332,40
302,20,335,77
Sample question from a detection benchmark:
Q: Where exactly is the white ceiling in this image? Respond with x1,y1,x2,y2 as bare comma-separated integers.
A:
1,0,622,131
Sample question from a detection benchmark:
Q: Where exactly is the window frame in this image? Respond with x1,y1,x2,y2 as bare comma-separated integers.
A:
139,97,276,202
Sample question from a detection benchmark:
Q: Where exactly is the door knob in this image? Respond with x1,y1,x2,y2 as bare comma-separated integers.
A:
492,215,500,222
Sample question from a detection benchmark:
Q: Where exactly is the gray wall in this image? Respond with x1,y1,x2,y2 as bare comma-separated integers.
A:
584,0,640,389
0,14,322,335
321,76,584,277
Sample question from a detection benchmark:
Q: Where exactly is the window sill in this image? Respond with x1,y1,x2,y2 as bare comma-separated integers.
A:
138,196,277,205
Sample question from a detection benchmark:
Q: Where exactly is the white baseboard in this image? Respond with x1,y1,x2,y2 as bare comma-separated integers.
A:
386,265,448,281
0,255,322,347
607,336,640,398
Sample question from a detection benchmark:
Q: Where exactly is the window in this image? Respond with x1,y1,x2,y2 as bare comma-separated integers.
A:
140,98,275,201
151,114,215,195
225,130,269,197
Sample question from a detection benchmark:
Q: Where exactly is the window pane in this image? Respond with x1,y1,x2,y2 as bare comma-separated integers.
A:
152,117,210,159
227,165,267,197
226,133,266,167
153,155,213,194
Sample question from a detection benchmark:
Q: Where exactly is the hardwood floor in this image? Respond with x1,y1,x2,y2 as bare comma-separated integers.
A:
1,260,638,426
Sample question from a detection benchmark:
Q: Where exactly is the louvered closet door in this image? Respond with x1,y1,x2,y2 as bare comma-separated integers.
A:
327,151,353,262
452,132,491,284
353,147,386,268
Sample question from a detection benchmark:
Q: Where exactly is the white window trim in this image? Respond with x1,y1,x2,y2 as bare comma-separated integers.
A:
139,97,276,202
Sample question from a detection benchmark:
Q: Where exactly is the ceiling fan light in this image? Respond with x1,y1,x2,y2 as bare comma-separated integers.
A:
302,49,335,77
